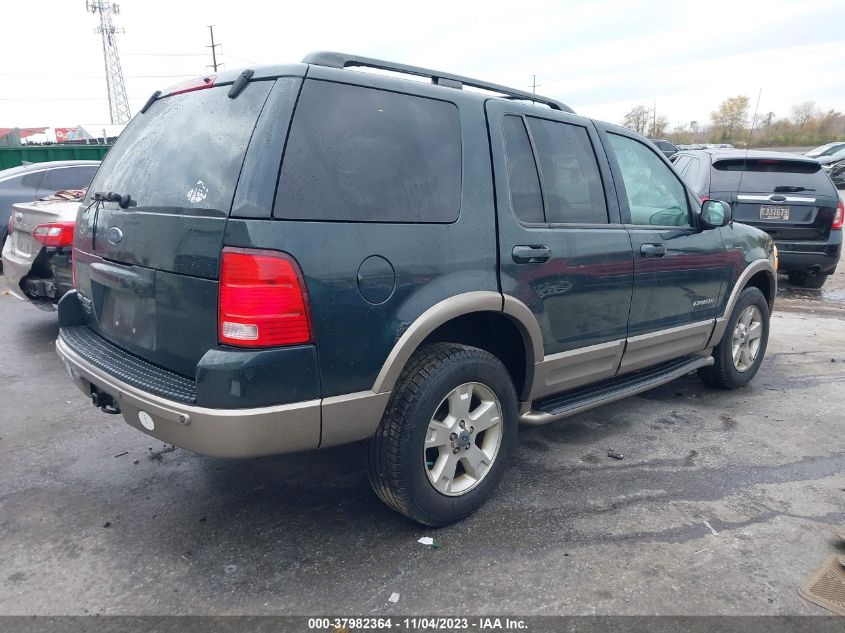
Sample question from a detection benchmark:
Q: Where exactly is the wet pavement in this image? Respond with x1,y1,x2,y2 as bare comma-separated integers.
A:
1,259,844,616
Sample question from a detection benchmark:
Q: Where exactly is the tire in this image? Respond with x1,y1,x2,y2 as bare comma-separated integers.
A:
698,286,769,389
368,343,518,526
787,270,828,289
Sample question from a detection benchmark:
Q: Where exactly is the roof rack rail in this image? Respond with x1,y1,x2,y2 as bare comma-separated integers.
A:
302,51,574,114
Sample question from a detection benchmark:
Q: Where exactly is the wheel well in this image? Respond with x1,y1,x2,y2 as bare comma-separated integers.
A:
745,270,775,310
420,311,533,400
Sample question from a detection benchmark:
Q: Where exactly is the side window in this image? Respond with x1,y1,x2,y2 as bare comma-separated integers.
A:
607,134,690,227
21,171,44,189
672,155,691,175
43,166,96,191
526,117,608,224
502,115,544,224
275,81,461,223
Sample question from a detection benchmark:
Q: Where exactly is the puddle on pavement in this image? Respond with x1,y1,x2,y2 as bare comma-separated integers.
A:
777,284,845,306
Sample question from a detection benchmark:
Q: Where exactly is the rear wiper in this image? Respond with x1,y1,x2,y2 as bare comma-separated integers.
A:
773,185,815,193
93,191,137,209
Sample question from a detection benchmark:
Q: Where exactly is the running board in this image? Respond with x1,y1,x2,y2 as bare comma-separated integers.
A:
519,354,714,426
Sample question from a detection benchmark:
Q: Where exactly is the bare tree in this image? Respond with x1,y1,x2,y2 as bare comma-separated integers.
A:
648,115,669,138
622,105,652,135
790,101,816,128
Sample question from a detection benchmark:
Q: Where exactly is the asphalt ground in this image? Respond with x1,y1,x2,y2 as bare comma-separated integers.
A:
1,257,844,617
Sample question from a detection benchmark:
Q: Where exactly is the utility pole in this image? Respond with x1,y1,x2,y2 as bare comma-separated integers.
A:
86,1,131,125
530,75,540,94
207,25,221,72
652,101,657,136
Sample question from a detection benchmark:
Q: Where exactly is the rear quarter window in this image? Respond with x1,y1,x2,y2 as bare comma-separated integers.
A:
274,81,461,223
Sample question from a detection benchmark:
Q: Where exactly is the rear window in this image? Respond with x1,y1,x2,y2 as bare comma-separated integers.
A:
86,81,273,212
274,81,461,223
711,158,833,193
43,166,97,191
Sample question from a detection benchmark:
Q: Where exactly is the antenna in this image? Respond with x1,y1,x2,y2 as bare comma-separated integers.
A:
737,88,762,195
86,1,131,125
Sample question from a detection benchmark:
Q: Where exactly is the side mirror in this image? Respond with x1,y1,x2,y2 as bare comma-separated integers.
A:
700,199,732,228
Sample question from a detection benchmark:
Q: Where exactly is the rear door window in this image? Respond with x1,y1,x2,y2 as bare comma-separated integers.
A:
711,158,833,193
526,117,608,224
275,80,461,223
43,166,97,191
86,81,273,213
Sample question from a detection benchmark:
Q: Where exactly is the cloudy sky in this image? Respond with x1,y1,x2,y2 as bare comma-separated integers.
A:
2,0,843,129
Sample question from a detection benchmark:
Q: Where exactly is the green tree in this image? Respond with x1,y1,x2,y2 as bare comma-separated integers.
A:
710,96,749,143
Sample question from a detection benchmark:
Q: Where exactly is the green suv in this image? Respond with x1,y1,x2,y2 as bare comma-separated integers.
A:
56,52,777,525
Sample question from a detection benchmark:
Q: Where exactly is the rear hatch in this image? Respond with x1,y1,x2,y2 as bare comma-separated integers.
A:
710,156,840,241
73,78,275,377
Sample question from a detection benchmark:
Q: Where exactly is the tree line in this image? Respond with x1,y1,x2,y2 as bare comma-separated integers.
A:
621,97,845,147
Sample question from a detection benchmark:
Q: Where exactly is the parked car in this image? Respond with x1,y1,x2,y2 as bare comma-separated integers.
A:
0,161,99,252
2,191,84,309
814,146,845,166
649,138,679,158
805,141,845,159
56,52,776,525
673,149,842,288
827,159,845,189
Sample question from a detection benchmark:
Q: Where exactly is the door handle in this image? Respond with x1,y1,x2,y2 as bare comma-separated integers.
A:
640,243,666,258
512,245,551,264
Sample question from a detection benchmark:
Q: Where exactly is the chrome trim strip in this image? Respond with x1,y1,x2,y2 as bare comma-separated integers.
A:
56,337,322,457
520,355,714,426
529,339,625,400
320,390,391,448
736,194,817,203
619,320,714,373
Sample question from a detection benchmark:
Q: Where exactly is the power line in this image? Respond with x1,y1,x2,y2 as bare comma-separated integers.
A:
207,25,221,72
124,52,207,57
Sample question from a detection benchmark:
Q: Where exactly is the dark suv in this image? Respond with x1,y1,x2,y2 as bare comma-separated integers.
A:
673,149,843,288
56,53,777,525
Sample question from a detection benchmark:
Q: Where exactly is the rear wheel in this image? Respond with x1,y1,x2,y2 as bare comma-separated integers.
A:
368,343,518,526
787,270,828,289
699,286,769,389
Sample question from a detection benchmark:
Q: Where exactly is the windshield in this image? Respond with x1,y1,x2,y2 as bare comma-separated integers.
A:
85,81,273,213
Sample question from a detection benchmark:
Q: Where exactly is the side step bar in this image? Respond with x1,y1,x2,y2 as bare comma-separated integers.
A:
519,354,714,426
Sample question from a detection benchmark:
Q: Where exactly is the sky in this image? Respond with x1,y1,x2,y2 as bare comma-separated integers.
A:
1,0,843,129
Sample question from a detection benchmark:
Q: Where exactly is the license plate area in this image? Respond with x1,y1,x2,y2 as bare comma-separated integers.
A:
760,205,790,221
13,232,34,256
100,289,156,351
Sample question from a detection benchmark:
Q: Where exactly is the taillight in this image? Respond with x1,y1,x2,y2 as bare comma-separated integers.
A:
700,195,710,204
833,201,844,230
218,248,312,348
32,221,74,247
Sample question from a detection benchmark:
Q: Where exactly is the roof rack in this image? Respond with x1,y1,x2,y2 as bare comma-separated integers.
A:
302,51,574,113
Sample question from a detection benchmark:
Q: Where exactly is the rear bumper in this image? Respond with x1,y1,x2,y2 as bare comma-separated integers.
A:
775,233,842,275
56,335,322,457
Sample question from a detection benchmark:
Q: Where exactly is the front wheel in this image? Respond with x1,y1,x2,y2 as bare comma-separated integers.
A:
368,343,518,526
699,286,770,389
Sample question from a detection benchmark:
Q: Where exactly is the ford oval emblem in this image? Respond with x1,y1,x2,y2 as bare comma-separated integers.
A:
106,226,123,245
